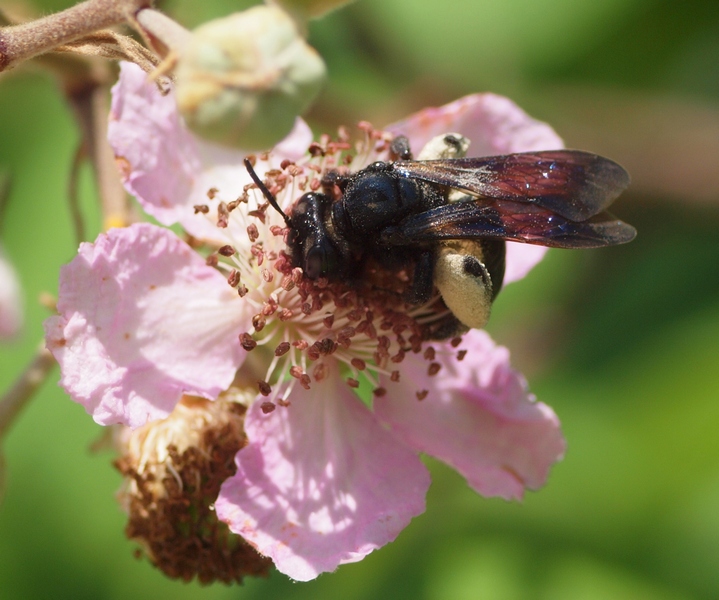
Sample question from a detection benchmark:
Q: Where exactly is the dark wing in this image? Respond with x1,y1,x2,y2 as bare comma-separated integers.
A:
392,150,630,222
380,198,637,249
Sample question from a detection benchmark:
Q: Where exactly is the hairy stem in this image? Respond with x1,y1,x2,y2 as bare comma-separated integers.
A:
0,0,151,71
0,345,56,439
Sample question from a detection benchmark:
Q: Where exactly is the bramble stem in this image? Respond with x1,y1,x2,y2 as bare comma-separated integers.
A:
0,345,56,438
0,0,151,71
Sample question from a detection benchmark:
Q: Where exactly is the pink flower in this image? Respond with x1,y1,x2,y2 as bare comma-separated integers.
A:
45,63,566,581
0,245,23,340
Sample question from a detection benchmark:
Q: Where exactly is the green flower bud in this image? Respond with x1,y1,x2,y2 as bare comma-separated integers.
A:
175,6,326,151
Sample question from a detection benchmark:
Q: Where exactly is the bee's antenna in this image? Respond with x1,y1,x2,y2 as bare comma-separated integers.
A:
243,158,292,228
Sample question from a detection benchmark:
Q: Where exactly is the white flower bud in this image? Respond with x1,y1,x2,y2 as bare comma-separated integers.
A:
0,245,22,340
175,6,326,151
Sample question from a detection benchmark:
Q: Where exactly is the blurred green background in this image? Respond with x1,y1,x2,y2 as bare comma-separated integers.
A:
1,0,719,598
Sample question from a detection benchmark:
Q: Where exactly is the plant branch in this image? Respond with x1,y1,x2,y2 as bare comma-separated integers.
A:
0,345,56,439
0,0,152,71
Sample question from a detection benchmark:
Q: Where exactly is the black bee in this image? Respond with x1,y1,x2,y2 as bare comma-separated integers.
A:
244,134,635,335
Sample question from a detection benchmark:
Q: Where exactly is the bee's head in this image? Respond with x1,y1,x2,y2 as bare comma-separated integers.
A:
288,193,350,281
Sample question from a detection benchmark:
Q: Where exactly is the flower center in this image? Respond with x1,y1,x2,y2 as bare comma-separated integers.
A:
197,127,465,406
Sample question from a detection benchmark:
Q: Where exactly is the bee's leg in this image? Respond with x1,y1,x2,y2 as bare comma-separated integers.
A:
406,250,434,304
427,315,467,341
389,135,413,161
321,169,351,195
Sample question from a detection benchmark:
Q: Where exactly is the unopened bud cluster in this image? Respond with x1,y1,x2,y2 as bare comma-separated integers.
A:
175,6,326,151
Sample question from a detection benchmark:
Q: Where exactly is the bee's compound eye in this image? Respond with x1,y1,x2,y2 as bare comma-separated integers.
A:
304,246,327,279
304,240,340,280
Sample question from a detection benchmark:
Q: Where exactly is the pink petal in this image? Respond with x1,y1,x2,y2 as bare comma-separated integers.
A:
387,93,564,157
216,367,430,581
108,62,312,240
503,243,549,285
0,245,22,340
44,223,246,428
387,93,566,283
374,329,565,500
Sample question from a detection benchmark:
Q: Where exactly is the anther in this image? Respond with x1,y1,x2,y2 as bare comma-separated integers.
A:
339,326,356,338
457,349,467,361
248,209,267,225
373,387,387,397
227,269,241,287
193,204,210,214
258,381,272,396
252,315,266,331
409,334,422,352
218,245,236,257
260,401,276,414
313,363,328,381
250,245,264,265
308,142,324,157
239,333,257,351
280,275,295,291
427,362,441,376
347,309,363,322
350,357,366,371
317,338,336,355
217,202,230,228
275,342,291,356
416,390,428,401
247,223,260,242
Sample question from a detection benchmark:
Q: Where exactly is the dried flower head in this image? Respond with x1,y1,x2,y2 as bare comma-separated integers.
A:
114,392,272,583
